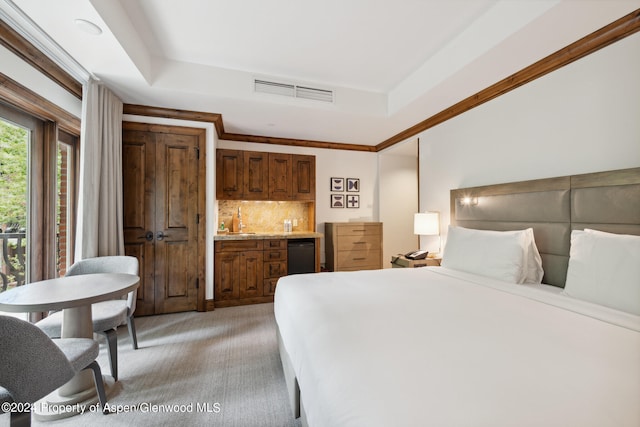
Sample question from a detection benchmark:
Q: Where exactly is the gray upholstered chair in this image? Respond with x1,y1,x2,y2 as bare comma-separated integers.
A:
0,315,108,427
36,256,139,381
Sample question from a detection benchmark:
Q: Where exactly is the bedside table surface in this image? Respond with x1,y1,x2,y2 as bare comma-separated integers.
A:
391,255,441,268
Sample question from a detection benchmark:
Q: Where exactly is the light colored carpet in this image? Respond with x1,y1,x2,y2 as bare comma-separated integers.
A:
7,303,301,427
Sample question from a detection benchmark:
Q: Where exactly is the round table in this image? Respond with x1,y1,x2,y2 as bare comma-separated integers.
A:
0,273,139,419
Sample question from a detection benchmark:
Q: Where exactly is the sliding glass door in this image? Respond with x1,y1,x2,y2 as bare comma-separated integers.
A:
0,102,76,305
0,106,35,293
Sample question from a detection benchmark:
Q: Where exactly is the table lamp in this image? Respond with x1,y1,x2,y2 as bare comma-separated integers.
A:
414,211,440,255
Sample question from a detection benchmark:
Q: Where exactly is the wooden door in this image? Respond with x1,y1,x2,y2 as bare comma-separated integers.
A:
292,155,315,200
154,132,200,313
269,153,292,200
122,128,156,315
123,123,205,315
243,151,269,199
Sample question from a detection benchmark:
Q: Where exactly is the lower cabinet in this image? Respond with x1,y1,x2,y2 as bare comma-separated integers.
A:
263,239,287,297
214,239,287,307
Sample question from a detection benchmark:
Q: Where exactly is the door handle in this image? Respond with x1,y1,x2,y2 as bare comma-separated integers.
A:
156,231,168,241
138,231,154,241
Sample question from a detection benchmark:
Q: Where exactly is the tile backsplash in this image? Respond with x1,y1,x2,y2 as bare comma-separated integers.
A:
218,200,313,233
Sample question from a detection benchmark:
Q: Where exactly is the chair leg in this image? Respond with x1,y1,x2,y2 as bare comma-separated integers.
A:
10,410,31,427
85,361,109,414
98,329,118,381
127,315,138,350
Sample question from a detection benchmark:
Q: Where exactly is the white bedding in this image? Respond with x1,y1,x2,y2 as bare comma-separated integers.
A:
274,267,640,427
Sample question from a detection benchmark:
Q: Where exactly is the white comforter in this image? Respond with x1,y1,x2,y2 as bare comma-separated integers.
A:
274,267,640,427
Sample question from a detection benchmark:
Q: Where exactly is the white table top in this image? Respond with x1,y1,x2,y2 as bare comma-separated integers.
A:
0,273,140,312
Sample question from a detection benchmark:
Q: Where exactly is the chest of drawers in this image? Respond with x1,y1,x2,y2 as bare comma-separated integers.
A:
325,222,383,271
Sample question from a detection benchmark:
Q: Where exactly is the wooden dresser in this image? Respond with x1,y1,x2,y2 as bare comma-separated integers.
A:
325,222,383,271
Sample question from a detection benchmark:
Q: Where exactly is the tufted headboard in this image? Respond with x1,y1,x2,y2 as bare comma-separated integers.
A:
450,167,640,287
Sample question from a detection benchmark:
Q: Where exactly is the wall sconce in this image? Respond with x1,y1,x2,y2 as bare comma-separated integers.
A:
414,211,441,254
458,196,478,206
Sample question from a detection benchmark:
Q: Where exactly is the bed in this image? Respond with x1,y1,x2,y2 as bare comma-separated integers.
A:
274,167,640,427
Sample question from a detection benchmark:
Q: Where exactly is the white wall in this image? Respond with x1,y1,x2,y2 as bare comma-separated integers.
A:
379,140,418,267
216,140,379,265
418,31,640,245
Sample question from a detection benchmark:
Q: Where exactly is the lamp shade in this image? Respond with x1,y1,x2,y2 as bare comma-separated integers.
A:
414,212,440,236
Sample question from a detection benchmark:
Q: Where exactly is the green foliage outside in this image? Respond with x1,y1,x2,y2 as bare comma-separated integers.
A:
0,119,27,290
0,119,28,231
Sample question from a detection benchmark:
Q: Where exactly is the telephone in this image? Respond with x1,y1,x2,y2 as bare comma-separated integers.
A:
404,250,428,260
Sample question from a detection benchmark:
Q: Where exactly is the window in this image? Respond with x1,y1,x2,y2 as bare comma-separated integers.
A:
56,131,77,277
0,114,29,292
0,102,78,293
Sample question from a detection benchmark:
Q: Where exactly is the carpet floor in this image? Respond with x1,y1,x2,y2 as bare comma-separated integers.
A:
6,303,301,427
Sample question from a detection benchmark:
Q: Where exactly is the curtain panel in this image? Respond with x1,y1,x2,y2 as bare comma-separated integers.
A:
75,78,124,259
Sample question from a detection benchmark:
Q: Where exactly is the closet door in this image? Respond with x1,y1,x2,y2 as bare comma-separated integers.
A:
122,123,205,315
153,132,200,313
122,127,156,315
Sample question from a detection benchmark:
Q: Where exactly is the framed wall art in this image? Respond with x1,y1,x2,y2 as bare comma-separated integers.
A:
346,178,360,192
346,195,359,208
331,194,345,208
331,177,344,192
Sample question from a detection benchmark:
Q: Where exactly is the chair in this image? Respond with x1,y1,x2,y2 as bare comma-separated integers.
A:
0,315,108,427
36,256,139,381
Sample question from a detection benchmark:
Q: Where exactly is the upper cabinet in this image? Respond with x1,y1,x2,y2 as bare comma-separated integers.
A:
291,154,315,200
244,151,269,200
217,149,315,201
216,149,243,199
268,153,292,200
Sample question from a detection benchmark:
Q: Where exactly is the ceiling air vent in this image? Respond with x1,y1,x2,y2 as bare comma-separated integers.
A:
254,79,295,97
296,86,333,103
254,79,334,103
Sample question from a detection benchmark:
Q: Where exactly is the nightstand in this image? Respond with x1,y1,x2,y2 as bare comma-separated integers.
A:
391,255,441,268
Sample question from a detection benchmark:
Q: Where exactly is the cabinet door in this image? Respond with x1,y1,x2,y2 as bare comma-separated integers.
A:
216,149,243,199
263,278,278,296
214,252,241,301
292,155,316,200
243,151,269,200
269,153,292,200
264,260,287,278
239,251,264,298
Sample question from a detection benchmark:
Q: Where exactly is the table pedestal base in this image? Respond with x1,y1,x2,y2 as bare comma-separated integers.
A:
33,376,116,421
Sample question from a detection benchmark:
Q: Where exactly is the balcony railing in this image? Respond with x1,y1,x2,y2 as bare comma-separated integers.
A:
0,232,26,292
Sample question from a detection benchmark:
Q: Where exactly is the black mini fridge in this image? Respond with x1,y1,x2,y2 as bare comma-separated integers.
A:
287,239,315,275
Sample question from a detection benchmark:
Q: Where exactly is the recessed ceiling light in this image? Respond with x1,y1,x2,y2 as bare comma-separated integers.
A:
74,19,102,35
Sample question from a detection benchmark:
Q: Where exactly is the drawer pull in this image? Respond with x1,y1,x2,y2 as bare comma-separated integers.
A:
353,241,366,244
352,257,366,261
350,229,366,232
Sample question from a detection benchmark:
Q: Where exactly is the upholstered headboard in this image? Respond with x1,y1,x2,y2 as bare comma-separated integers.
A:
450,167,640,287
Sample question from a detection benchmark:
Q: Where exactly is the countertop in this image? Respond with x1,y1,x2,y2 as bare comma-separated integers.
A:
214,231,323,241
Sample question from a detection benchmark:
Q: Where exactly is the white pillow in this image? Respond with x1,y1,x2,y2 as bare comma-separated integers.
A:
442,226,543,284
564,229,640,315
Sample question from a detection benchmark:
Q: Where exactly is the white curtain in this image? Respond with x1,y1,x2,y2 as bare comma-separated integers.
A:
75,78,124,259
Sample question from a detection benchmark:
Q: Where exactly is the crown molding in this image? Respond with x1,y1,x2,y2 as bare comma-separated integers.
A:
0,72,80,134
123,103,376,152
0,1,86,98
4,6,636,153
375,8,640,152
